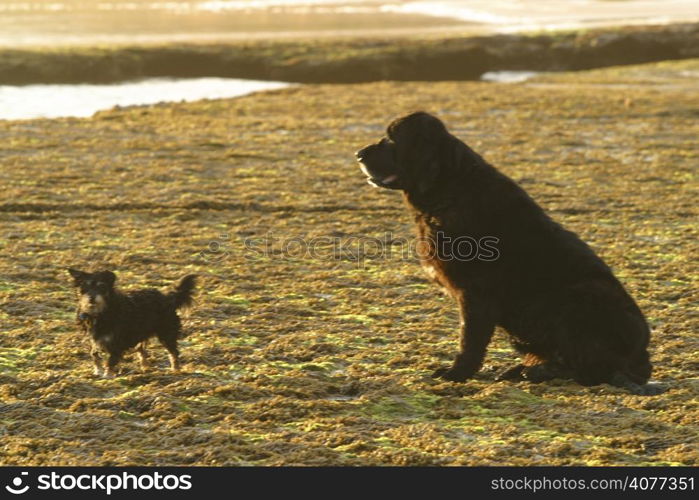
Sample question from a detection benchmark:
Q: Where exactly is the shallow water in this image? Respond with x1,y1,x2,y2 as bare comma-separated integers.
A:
0,72,543,120
0,1,698,46
0,78,290,120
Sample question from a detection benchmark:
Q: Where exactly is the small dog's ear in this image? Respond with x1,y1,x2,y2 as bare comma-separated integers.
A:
103,271,117,288
68,268,87,285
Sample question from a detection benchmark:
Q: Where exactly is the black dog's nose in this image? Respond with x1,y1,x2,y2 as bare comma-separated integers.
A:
355,146,370,160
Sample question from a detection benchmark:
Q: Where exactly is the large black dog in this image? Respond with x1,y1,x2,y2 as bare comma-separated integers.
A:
356,111,660,395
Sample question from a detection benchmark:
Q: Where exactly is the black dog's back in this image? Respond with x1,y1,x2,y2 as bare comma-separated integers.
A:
430,137,655,392
461,161,653,387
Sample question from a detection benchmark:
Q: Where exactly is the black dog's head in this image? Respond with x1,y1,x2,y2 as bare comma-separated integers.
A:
68,268,117,319
355,111,453,193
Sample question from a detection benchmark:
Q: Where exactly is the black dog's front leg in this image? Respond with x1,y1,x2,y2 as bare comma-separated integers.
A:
433,294,495,382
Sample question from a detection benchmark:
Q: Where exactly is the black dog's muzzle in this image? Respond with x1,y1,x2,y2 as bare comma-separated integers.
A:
355,144,401,190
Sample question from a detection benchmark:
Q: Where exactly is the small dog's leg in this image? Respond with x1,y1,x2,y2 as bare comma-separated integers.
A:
157,333,181,372
104,351,123,378
137,341,149,371
90,341,103,376
168,352,180,372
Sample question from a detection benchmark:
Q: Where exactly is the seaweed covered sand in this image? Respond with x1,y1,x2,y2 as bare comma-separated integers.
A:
0,59,697,466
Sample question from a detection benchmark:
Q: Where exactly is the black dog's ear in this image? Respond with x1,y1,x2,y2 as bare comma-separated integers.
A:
389,112,450,195
388,111,448,143
68,268,87,285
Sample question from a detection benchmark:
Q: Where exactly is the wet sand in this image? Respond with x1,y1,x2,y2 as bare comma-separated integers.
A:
0,8,474,47
2,1,699,47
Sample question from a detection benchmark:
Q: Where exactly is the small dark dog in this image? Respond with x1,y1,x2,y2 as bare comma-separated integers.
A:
356,111,660,395
68,268,197,377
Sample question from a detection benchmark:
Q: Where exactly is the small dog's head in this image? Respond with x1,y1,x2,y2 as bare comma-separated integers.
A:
68,268,116,319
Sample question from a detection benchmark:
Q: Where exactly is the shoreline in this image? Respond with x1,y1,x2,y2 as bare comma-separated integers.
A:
1,22,698,85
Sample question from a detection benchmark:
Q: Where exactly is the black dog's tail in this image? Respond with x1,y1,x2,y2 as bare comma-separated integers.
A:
169,274,197,309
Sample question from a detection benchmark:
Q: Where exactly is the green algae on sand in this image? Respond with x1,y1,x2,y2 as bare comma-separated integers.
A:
0,59,697,466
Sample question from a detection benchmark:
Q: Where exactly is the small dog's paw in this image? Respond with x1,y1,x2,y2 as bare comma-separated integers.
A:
432,366,469,382
93,368,103,377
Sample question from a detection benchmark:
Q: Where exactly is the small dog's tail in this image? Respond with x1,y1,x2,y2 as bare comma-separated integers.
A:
169,274,197,310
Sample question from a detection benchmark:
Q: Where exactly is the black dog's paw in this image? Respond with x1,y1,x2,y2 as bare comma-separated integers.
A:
626,382,666,396
521,363,573,383
609,373,667,396
495,364,525,382
432,366,469,382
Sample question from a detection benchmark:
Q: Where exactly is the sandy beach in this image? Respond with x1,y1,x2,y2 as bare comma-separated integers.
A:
0,58,697,466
